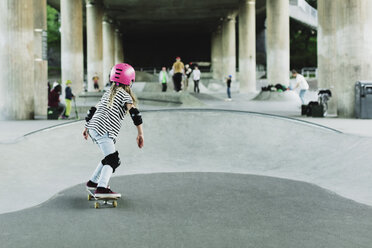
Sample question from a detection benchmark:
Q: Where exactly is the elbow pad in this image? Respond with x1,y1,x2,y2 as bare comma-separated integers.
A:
129,107,143,126
85,107,97,122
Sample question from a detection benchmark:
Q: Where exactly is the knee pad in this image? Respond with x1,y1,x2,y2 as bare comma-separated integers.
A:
101,151,121,173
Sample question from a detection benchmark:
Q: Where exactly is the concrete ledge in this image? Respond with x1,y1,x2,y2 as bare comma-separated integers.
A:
137,92,205,107
76,90,204,112
253,90,301,103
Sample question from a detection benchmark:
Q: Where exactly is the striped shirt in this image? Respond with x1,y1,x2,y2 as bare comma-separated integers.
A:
85,87,133,143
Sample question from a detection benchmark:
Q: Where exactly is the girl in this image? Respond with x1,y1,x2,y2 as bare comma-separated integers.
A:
83,63,144,197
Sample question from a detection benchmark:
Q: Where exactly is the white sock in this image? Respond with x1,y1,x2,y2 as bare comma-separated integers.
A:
97,165,113,188
90,162,103,183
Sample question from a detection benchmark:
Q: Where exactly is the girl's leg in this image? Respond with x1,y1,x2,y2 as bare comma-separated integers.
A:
89,161,103,183
98,165,113,188
96,136,116,188
89,130,116,188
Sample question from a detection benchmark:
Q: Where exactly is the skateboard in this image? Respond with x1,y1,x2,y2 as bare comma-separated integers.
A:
86,188,121,209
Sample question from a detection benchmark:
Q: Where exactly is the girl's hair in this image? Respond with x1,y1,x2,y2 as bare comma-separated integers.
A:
107,82,137,109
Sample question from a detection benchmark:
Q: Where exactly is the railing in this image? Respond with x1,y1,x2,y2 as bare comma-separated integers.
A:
301,67,317,78
290,0,317,19
138,65,212,74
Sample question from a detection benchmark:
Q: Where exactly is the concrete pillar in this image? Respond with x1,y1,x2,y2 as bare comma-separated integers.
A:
266,0,289,86
222,13,237,80
33,0,48,116
317,0,337,116
211,26,223,80
318,0,372,117
239,0,256,93
0,0,34,119
86,0,103,91
114,29,124,64
102,15,115,87
61,0,84,96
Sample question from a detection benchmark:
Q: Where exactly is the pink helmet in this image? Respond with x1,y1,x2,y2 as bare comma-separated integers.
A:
110,63,135,86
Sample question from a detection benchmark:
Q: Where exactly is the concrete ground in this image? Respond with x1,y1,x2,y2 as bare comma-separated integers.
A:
1,91,372,247
1,173,372,248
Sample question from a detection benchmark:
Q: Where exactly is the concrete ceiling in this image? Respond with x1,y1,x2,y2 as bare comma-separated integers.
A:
48,0,266,35
104,0,265,34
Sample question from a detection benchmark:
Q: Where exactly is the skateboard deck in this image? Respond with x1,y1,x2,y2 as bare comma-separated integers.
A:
86,188,121,209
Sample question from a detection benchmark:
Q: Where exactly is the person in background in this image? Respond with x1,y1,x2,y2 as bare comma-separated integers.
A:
291,69,309,104
48,83,65,117
184,64,192,91
61,80,75,119
226,75,232,101
158,67,169,92
192,65,201,93
93,74,100,92
172,57,184,92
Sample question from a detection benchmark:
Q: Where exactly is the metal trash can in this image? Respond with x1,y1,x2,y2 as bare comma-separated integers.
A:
355,81,372,119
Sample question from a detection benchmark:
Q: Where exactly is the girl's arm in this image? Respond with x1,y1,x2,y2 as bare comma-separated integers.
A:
126,103,144,148
83,128,89,140
83,101,100,140
136,124,144,148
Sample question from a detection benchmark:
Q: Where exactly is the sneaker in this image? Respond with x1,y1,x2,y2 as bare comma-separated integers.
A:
86,180,98,190
94,187,121,198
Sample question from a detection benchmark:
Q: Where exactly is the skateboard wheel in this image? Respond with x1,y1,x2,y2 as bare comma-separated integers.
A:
94,202,100,209
113,201,117,208
88,194,92,201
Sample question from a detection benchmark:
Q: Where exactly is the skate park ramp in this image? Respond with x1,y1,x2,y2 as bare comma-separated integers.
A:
1,109,372,246
135,71,158,82
1,173,372,248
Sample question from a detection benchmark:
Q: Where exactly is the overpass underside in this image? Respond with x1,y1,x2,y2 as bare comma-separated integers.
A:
0,0,371,119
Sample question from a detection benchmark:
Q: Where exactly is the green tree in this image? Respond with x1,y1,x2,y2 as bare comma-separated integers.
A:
290,0,317,70
47,5,60,47
47,4,61,76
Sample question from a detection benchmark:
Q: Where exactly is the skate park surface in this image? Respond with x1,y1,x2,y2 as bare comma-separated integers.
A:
1,92,372,247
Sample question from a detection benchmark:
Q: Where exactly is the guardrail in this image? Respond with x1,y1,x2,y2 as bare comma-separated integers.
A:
290,0,317,19
301,67,317,78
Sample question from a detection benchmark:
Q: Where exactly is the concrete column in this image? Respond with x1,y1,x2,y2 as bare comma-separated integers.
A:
211,26,223,80
317,0,337,116
114,29,124,64
0,0,34,119
61,0,84,96
33,0,48,116
222,13,237,80
266,0,289,86
239,0,256,93
102,15,115,86
319,0,372,117
86,0,103,91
